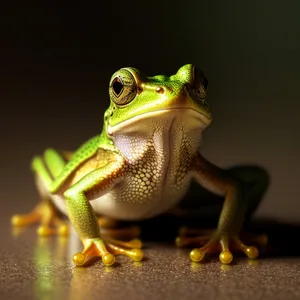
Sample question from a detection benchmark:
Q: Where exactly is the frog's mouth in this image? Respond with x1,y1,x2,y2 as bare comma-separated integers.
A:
107,107,212,136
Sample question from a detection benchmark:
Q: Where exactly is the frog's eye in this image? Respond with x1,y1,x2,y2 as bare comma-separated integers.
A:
188,66,209,106
193,66,208,95
112,77,124,97
109,69,137,106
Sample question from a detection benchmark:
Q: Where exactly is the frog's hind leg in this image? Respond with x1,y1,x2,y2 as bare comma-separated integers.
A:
176,165,270,264
11,149,70,236
11,198,69,237
228,165,269,222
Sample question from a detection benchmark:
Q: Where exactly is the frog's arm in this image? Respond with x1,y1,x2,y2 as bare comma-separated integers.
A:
48,135,112,193
191,152,246,235
183,151,265,264
63,156,142,266
64,157,125,238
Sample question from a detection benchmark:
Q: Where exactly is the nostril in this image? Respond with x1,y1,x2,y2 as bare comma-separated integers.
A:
155,87,164,94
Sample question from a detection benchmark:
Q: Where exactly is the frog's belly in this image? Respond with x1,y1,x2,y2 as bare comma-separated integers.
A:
90,177,192,220
50,178,191,221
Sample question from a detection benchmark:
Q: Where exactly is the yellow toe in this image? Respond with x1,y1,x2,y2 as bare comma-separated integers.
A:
102,253,115,266
11,215,22,226
245,246,259,259
219,250,233,264
37,225,52,236
130,249,144,262
190,249,205,262
73,252,86,266
175,237,184,248
58,224,69,236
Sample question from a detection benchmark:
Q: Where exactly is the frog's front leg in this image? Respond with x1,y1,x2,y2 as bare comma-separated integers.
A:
183,153,265,264
63,160,143,267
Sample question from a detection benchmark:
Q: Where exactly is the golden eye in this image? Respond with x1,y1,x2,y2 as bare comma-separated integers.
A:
109,69,137,105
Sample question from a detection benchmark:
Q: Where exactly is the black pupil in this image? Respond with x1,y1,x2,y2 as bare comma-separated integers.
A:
112,78,124,97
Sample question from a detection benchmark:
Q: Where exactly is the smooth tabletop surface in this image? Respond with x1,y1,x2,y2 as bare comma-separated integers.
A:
1,212,300,300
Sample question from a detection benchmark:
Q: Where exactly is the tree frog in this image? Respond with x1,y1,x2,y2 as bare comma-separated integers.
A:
12,64,269,266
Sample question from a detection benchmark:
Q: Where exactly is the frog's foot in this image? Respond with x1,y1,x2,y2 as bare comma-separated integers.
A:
73,237,144,267
176,228,267,264
11,202,69,237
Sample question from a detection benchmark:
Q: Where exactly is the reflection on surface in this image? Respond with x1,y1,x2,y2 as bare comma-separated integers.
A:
190,261,204,272
70,268,92,300
34,238,55,299
190,260,234,274
34,236,69,299
247,259,260,267
190,258,261,274
133,261,143,268
11,226,28,237
220,264,232,273
69,267,111,300
69,256,146,300
6,215,300,300
3,221,300,300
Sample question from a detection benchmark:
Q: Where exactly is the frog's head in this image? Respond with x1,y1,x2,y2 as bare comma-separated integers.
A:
105,64,212,138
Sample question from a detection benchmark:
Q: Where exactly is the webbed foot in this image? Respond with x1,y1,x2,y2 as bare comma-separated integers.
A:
11,202,69,237
73,237,143,266
176,227,267,264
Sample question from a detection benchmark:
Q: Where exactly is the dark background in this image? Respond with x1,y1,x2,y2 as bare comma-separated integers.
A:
1,1,300,223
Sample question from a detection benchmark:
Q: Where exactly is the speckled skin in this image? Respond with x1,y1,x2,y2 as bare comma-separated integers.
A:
40,65,212,223
12,65,269,266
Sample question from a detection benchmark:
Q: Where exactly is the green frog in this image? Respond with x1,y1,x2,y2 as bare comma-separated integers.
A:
12,64,269,266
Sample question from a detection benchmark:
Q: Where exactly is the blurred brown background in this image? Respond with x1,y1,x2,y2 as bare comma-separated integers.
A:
1,2,300,300
1,0,300,223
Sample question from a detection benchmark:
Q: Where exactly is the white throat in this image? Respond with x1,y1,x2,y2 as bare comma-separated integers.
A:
108,109,208,163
